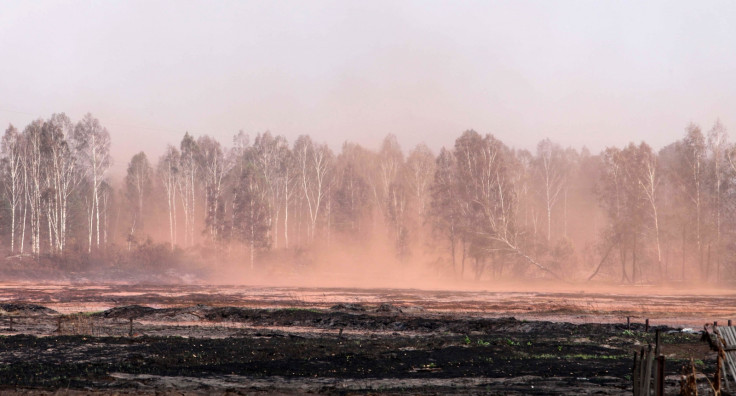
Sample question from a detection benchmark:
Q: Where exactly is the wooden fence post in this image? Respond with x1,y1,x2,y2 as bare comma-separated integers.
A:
715,350,722,395
653,330,661,395
656,354,665,396
632,351,640,396
639,347,646,393
642,344,653,395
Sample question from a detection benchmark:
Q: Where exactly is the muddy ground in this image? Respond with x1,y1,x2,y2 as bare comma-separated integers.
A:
0,284,729,395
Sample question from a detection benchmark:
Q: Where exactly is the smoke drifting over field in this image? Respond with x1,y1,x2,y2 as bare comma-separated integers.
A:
0,117,735,290
1,2,735,289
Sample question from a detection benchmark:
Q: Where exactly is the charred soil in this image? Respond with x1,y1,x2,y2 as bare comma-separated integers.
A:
0,301,718,395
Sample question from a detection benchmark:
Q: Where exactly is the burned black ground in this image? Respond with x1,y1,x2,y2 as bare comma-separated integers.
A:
0,304,718,395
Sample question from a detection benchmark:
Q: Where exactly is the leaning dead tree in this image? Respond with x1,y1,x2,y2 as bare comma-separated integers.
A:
455,130,563,280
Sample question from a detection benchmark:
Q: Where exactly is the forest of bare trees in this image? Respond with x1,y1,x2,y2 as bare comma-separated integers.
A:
2,113,735,284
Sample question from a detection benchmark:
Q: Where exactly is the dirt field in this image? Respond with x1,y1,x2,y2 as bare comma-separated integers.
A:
0,283,731,394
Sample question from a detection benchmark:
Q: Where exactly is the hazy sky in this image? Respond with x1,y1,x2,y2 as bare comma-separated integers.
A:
1,0,735,174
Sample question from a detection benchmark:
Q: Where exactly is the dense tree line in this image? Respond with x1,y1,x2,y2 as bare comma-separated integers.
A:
2,113,735,283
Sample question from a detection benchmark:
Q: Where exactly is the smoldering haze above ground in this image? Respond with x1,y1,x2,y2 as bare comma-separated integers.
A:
2,3,735,293
0,281,733,329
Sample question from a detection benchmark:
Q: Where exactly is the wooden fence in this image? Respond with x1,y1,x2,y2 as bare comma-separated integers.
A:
633,329,665,396
713,325,736,393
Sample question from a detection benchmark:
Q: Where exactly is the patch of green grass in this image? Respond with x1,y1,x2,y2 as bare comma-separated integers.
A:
505,338,520,347
464,335,471,345
81,311,104,316
476,339,490,347
622,329,635,336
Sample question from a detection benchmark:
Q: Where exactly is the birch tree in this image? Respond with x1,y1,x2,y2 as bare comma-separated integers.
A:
252,132,289,248
386,180,409,258
707,120,728,280
1,125,23,253
429,148,462,275
2,124,23,253
157,146,180,249
676,125,707,279
596,147,628,282
511,149,537,237
629,143,662,276
23,119,44,255
124,152,153,245
370,135,403,221
332,144,371,236
619,144,653,283
42,113,80,254
233,155,271,269
280,145,297,249
593,145,652,283
197,136,232,243
294,136,332,242
178,133,199,247
534,139,567,243
405,144,435,242
455,131,561,279
73,113,111,252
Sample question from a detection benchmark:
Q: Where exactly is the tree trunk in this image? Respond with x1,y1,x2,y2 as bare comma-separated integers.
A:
681,225,686,281
563,187,568,238
706,243,711,281
450,229,456,277
47,206,53,253
250,203,255,270
620,242,629,283
587,240,616,281
20,188,27,254
10,198,15,253
326,192,331,248
95,187,100,248
546,186,552,242
460,238,467,280
190,168,196,246
88,198,94,253
283,187,289,249
632,234,637,284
